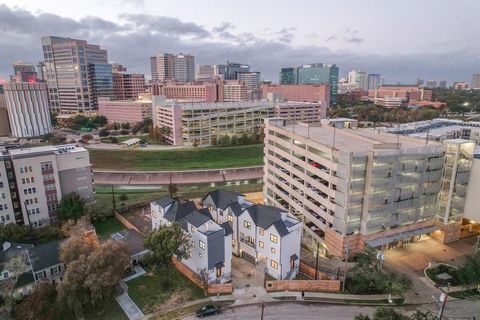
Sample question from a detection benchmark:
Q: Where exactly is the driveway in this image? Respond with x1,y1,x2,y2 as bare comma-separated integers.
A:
382,235,478,303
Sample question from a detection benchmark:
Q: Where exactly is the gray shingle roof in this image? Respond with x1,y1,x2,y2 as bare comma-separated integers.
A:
164,200,198,223
220,222,233,236
227,202,243,216
153,196,175,208
183,211,211,228
203,189,243,210
245,205,284,230
272,220,289,237
29,240,61,271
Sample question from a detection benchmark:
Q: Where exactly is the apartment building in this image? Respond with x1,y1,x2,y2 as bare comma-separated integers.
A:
152,98,325,147
0,144,94,228
150,53,195,82
217,80,249,102
98,96,152,124
0,93,10,137
202,189,302,280
368,85,432,102
263,119,472,257
151,197,232,284
4,82,53,138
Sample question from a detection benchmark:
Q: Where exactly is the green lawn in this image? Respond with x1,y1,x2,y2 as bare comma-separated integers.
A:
94,182,263,212
89,144,264,171
83,297,128,320
93,217,125,240
127,268,204,314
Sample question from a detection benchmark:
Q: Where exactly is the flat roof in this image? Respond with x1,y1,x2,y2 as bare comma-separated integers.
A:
8,144,86,157
272,121,441,153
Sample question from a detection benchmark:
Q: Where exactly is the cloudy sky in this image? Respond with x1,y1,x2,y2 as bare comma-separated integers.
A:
1,0,479,83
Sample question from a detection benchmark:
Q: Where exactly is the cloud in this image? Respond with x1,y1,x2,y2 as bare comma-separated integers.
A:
0,4,477,83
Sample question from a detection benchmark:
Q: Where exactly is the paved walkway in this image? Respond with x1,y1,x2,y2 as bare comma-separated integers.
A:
116,266,147,320
116,290,144,320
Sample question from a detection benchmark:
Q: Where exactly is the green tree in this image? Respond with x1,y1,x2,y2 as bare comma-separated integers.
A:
0,223,30,242
98,128,109,137
13,283,62,320
144,223,190,269
457,251,480,285
57,193,86,223
119,193,128,206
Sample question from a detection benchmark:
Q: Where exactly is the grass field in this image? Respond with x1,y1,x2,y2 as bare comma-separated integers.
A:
93,217,125,240
89,144,264,171
94,182,263,211
83,297,128,320
127,268,204,314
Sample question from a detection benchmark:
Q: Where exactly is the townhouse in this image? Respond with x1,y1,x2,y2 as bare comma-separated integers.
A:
151,197,232,284
202,189,302,280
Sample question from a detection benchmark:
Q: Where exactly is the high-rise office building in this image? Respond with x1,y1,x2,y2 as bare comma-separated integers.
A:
11,61,38,83
41,36,109,114
12,61,36,74
471,74,480,89
4,82,53,138
0,92,10,137
438,80,447,89
425,80,438,88
279,68,297,85
216,62,250,80
296,64,339,105
36,61,46,82
367,73,381,90
348,69,370,91
238,72,262,100
196,64,216,80
87,63,114,108
150,53,195,82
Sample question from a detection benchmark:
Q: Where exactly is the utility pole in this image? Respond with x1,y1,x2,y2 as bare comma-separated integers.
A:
342,247,349,292
261,300,265,320
111,185,116,212
438,283,450,320
314,242,320,280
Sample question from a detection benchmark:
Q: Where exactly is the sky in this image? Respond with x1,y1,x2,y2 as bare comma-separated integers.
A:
0,0,479,83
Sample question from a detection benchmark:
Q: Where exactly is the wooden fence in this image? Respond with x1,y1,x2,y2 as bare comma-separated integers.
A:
265,279,341,293
114,211,145,235
171,257,233,295
299,260,334,280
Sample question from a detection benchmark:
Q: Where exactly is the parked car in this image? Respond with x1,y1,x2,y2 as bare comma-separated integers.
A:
196,305,221,318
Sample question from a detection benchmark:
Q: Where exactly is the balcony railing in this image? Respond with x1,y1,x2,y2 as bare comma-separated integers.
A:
240,238,256,249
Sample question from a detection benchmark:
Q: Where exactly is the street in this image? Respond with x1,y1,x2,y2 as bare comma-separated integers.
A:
181,299,480,320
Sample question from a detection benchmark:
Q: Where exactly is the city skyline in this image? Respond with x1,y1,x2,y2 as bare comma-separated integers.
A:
1,1,479,83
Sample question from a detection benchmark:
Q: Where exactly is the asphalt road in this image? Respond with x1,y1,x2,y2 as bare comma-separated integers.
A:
182,302,376,320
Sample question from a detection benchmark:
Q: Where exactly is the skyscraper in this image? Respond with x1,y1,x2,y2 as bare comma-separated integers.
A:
439,80,447,89
367,73,381,90
87,63,114,108
112,64,146,100
4,82,53,138
279,68,297,84
196,64,216,80
150,53,194,82
426,80,437,88
216,62,250,80
296,64,339,105
41,36,109,114
11,61,38,83
471,74,480,89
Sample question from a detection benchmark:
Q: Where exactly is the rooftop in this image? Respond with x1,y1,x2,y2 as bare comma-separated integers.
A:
269,119,440,153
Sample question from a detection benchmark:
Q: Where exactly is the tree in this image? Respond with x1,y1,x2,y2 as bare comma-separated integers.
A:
144,223,190,269
0,223,30,242
457,251,480,285
98,128,109,137
60,235,98,264
87,205,113,223
57,193,86,223
58,239,129,316
119,193,128,206
13,283,62,320
81,133,93,141
121,122,131,130
168,183,178,197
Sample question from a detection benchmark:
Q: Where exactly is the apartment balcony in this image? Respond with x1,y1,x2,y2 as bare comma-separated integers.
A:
43,179,56,185
240,238,256,249
41,169,54,175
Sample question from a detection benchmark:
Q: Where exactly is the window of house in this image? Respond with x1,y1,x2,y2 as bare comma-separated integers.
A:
270,260,278,269
219,209,224,216
259,228,264,235
259,241,264,248
232,239,235,246
270,234,278,243
199,240,206,250
228,214,233,222
191,241,195,248
244,220,251,229
271,248,276,254
191,226,195,233
199,252,202,257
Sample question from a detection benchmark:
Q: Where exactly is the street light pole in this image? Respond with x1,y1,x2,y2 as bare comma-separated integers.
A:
438,283,450,320
342,247,349,292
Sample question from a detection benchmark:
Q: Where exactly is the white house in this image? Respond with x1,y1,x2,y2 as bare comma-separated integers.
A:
151,197,232,284
202,189,303,280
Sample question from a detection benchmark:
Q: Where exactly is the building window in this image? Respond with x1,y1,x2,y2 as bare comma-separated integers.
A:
228,214,233,222
243,220,251,229
219,209,224,216
199,240,206,250
270,260,278,269
270,234,278,243
191,226,195,233
271,248,276,254
232,239,235,246
259,241,264,248
259,228,264,236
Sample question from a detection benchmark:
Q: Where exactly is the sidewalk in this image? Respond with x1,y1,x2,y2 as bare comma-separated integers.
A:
115,266,147,320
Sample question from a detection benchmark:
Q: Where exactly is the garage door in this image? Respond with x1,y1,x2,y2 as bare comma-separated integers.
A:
241,251,256,265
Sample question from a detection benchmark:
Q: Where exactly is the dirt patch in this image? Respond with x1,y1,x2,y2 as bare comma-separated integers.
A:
151,290,192,313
